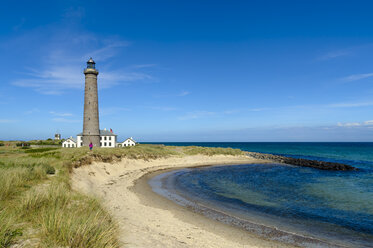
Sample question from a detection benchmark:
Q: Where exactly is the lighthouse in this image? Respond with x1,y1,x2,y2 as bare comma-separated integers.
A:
82,58,100,147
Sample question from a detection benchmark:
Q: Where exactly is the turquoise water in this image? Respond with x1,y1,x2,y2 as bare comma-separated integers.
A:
147,142,373,170
149,143,373,247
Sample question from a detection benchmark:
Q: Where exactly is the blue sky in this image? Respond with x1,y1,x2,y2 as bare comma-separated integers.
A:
1,0,373,141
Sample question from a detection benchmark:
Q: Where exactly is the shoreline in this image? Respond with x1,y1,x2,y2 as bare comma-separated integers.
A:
145,166,352,248
133,165,299,248
72,154,297,247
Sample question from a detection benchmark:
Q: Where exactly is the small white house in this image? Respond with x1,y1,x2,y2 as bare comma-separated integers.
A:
118,137,136,147
76,128,117,148
62,137,77,148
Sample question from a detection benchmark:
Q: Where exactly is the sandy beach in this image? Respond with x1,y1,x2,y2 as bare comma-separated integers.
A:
72,154,295,248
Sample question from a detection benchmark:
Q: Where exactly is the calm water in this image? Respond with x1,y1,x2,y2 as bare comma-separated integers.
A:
149,143,373,247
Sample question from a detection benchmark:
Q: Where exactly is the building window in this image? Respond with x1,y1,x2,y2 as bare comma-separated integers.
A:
100,142,102,146
109,142,111,146
104,136,107,140
81,142,83,146
68,144,70,148
109,137,111,140
104,142,107,146
100,137,102,140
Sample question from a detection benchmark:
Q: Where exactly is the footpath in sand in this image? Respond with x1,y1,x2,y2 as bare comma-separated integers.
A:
72,154,294,248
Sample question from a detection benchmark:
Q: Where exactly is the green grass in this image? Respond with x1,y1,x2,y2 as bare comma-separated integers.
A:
24,147,59,153
182,146,245,156
0,143,245,247
0,210,22,247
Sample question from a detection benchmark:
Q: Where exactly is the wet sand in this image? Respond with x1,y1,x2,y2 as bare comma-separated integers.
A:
72,154,296,248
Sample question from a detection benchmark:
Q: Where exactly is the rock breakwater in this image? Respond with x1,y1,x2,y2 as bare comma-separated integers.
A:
247,152,357,171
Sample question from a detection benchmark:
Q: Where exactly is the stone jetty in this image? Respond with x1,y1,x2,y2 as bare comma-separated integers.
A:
247,152,357,171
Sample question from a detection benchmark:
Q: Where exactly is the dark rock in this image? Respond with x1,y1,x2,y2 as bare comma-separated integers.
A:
247,152,357,171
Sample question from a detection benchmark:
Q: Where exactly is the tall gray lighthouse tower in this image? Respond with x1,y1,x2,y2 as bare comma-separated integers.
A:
82,58,100,147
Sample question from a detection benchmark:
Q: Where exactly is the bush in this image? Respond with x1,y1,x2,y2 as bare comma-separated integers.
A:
16,142,30,147
43,164,55,175
0,143,4,147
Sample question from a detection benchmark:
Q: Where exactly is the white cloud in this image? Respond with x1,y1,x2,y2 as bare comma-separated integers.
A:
100,107,131,116
9,27,152,94
49,111,73,117
328,101,373,108
318,50,351,60
178,91,190,96
337,120,373,127
342,72,373,82
149,106,177,111
153,90,191,98
52,118,80,123
25,108,40,114
178,111,215,120
131,64,157,69
0,119,17,123
363,120,373,125
337,122,361,127
248,108,269,112
223,109,240,114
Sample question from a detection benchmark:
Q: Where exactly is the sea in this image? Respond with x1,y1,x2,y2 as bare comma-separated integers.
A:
147,142,373,248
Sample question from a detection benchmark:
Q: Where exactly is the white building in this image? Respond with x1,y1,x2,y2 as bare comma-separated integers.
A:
118,137,136,147
62,137,77,148
62,129,137,148
76,128,117,148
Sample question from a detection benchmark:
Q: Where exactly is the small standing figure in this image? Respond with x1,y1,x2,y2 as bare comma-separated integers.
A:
89,142,93,151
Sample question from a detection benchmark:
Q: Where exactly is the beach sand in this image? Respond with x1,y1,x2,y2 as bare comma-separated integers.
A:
72,154,295,248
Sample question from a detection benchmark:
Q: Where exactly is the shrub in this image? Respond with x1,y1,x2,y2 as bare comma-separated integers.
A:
43,164,55,175
16,142,30,147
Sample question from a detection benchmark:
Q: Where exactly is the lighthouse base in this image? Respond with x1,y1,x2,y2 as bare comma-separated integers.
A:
82,135,101,148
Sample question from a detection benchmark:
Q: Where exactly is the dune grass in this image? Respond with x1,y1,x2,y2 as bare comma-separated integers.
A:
19,182,118,248
0,210,22,248
0,146,120,247
0,143,244,247
182,146,245,156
